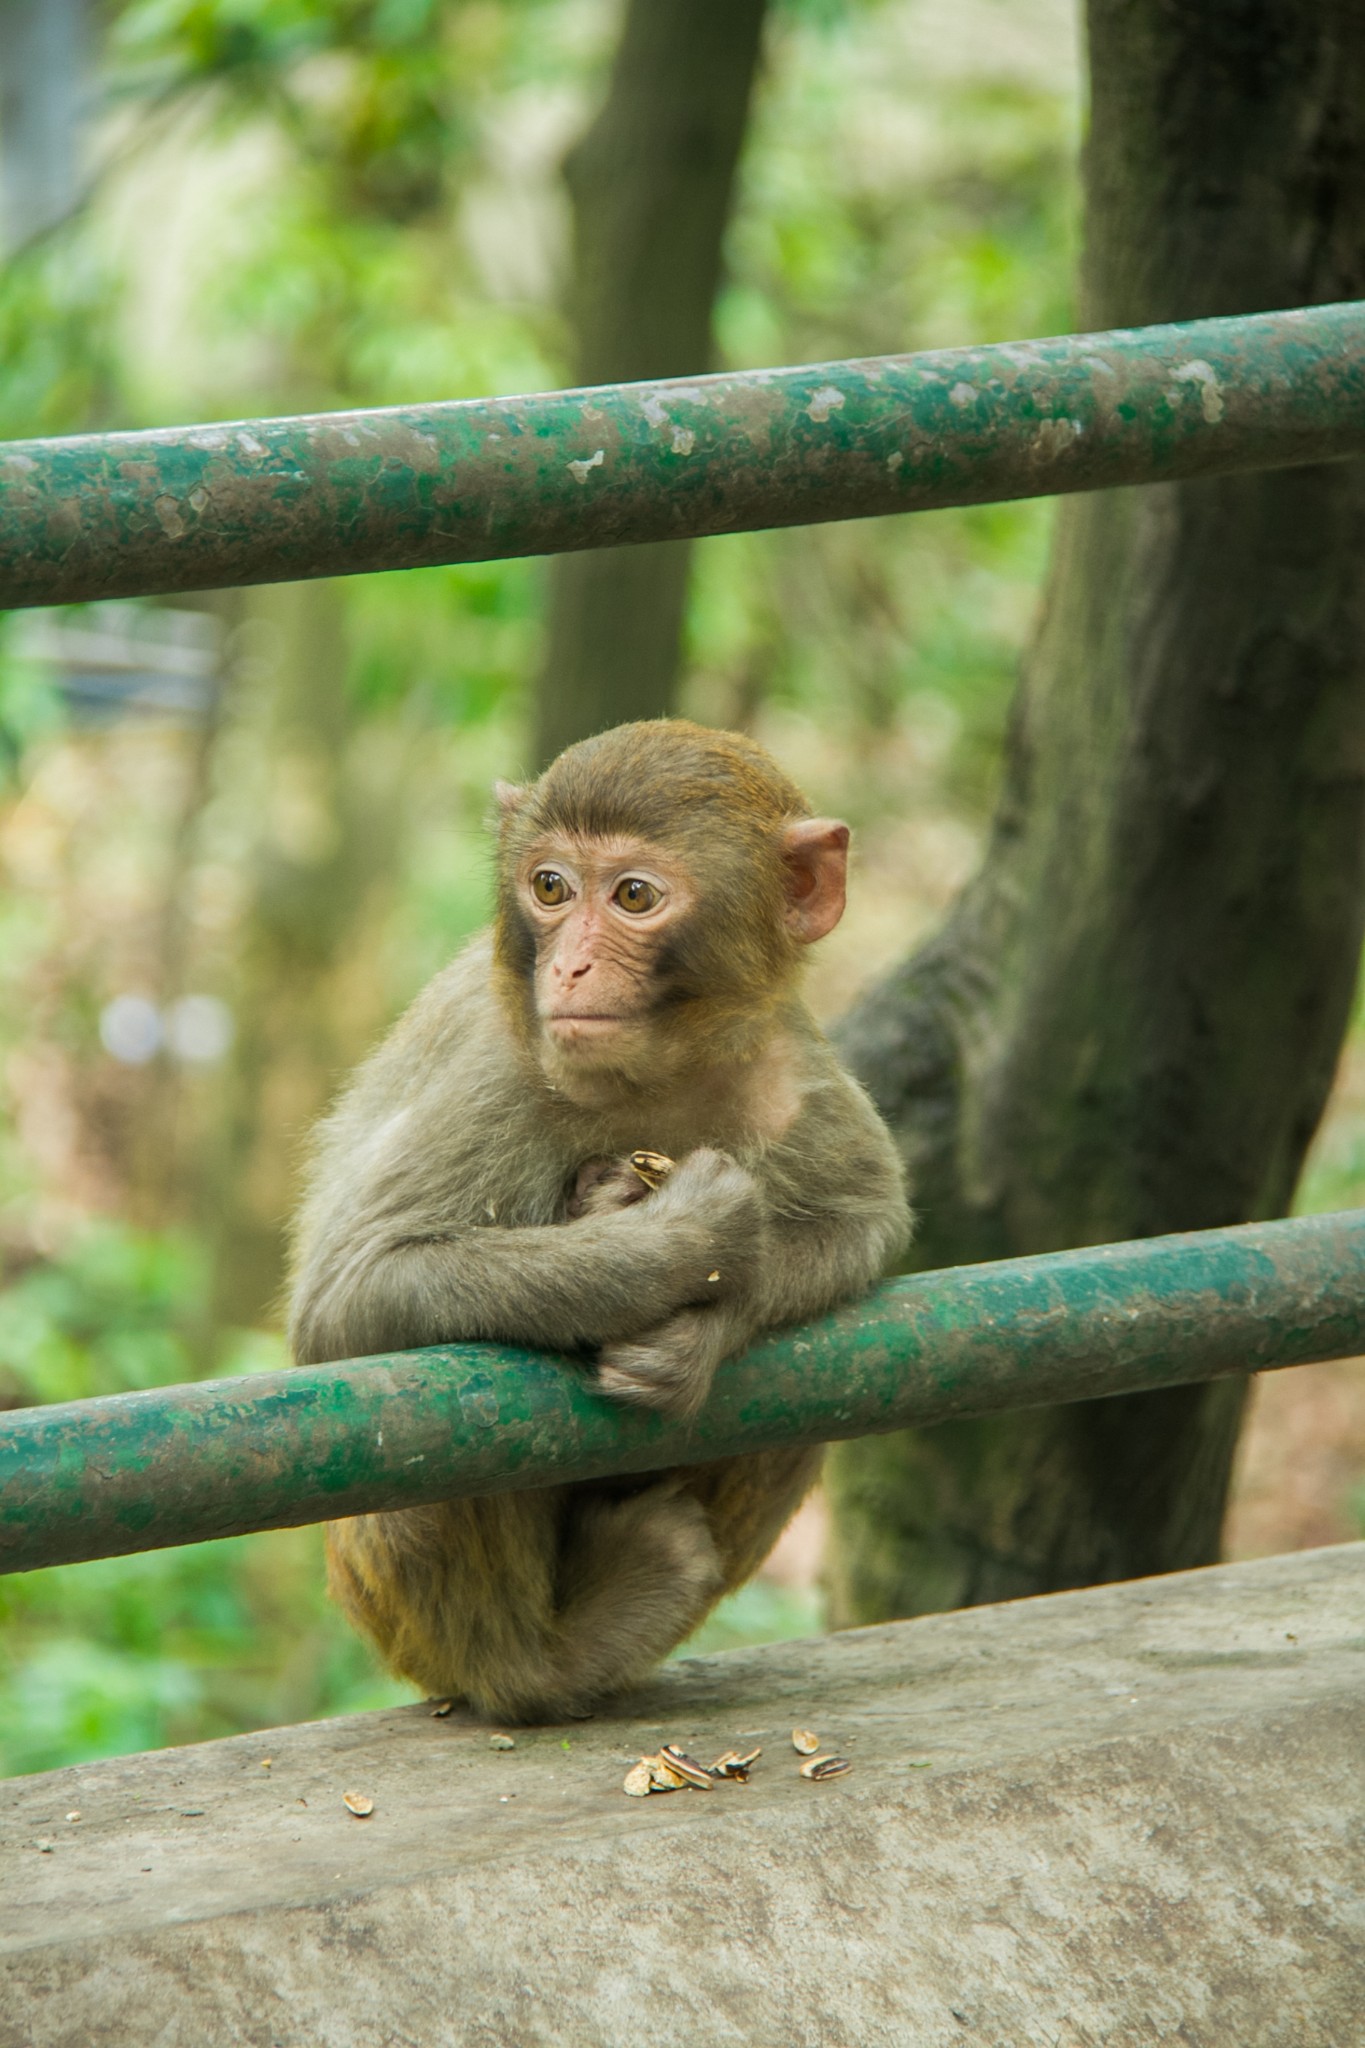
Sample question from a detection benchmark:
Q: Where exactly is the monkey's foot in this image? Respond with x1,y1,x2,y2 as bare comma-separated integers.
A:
470,1484,722,1722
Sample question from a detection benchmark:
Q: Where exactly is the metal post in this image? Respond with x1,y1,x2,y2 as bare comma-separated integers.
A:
2,302,1363,607
3,1211,1364,1574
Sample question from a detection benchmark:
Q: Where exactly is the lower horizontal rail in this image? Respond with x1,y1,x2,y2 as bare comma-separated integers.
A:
2,1212,1363,1575
2,301,1363,607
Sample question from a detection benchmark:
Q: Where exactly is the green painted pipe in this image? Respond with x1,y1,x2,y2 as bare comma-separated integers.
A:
2,302,1363,608
2,1211,1362,1575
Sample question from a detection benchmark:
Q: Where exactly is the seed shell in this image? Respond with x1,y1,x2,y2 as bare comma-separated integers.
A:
623,1762,654,1798
343,1791,375,1816
792,1729,820,1755
709,1745,762,1781
489,1733,515,1749
659,1743,714,1789
628,1150,675,1189
799,1755,853,1781
430,1699,453,1718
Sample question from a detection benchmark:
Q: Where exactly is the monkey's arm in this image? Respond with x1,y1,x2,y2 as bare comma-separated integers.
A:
750,1077,911,1326
289,1147,761,1367
596,1067,910,1417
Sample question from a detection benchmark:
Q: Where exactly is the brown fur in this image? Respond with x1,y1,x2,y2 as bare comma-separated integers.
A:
289,721,911,1721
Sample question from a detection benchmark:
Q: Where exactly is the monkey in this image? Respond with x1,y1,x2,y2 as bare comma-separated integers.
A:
287,719,911,1722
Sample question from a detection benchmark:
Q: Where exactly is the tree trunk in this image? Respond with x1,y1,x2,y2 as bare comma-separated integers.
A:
531,0,767,768
827,0,1365,1623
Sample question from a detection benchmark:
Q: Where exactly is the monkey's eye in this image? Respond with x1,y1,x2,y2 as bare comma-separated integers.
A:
613,877,661,914
531,868,571,907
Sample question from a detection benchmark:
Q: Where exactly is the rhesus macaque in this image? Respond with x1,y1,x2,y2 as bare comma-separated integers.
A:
288,720,910,1720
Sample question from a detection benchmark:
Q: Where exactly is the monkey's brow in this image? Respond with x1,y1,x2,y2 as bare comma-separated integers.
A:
528,833,664,865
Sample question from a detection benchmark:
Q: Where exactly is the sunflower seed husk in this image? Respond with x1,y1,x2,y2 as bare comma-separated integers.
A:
792,1729,820,1755
644,1753,686,1790
799,1755,853,1781
343,1790,375,1816
488,1733,515,1749
659,1743,714,1789
430,1699,453,1718
709,1746,762,1781
628,1150,675,1190
623,1762,654,1798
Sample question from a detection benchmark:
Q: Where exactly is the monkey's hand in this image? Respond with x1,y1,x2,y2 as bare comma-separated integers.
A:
595,1148,764,1417
565,1156,651,1220
597,1307,750,1419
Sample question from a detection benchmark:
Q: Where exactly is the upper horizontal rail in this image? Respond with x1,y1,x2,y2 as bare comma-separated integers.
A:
2,1210,1363,1575
2,302,1363,609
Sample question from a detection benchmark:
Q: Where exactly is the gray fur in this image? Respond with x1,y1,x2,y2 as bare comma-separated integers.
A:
289,929,910,1722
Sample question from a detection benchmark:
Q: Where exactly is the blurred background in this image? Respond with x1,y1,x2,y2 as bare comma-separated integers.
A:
1,0,1362,1777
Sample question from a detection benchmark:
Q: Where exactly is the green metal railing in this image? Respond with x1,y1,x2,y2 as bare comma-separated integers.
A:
3,1213,1365,1573
3,300,1364,1575
2,300,1363,607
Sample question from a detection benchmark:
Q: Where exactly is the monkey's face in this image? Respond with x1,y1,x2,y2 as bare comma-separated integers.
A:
514,831,699,1078
493,723,852,1098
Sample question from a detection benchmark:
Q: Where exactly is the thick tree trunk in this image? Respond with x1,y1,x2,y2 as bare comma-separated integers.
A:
827,0,1365,1622
531,0,767,768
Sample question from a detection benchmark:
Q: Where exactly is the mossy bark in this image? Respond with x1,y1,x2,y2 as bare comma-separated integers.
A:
827,0,1365,1620
531,0,767,768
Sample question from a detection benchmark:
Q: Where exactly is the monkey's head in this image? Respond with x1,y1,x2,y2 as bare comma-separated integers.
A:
493,720,849,1094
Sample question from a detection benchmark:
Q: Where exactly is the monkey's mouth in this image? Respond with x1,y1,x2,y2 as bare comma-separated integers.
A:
545,1013,629,1038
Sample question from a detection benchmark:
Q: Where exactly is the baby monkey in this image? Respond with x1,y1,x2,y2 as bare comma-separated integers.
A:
288,719,910,1721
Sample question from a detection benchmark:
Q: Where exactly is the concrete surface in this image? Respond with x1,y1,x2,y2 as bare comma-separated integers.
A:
2,1543,1363,2047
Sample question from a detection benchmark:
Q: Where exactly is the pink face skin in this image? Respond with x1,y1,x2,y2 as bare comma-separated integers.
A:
516,821,850,1070
518,835,692,1058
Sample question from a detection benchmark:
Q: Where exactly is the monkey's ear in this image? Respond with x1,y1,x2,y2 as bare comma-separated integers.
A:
781,817,849,944
493,780,528,821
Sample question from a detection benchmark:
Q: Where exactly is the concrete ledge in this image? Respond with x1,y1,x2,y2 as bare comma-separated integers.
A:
3,1544,1363,2046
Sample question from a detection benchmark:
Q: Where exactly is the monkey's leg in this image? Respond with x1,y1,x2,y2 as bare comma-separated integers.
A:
532,1480,724,1716
681,1446,825,1593
327,1493,564,1707
327,1482,722,1723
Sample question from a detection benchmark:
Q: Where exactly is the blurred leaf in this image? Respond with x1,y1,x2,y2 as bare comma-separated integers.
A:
676,1579,826,1659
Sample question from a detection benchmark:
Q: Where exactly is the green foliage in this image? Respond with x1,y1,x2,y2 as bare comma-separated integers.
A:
0,1225,210,1408
0,1532,408,1777
113,0,477,225
0,619,67,785
0,230,126,441
0,1227,407,1775
678,1580,826,1660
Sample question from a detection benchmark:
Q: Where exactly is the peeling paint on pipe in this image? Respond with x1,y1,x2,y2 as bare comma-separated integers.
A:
1,302,1363,607
2,1212,1363,1574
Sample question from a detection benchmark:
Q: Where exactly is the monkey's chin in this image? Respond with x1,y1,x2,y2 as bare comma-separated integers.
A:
539,1015,661,1097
